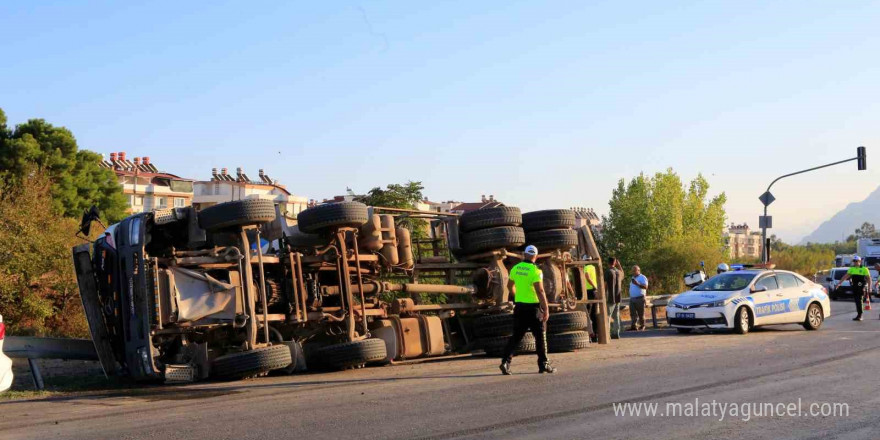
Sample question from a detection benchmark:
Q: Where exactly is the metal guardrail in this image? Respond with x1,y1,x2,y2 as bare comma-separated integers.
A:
618,295,672,328
4,337,100,390
5,337,99,360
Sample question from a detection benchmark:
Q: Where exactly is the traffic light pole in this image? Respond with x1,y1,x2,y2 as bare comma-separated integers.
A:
760,147,867,263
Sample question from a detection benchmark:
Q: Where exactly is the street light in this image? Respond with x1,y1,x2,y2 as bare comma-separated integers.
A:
760,146,868,263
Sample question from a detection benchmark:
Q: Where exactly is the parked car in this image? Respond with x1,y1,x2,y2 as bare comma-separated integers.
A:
0,314,12,392
814,269,838,297
821,267,878,300
666,269,830,334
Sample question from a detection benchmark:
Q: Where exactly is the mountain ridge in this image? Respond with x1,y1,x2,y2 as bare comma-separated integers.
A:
799,185,880,244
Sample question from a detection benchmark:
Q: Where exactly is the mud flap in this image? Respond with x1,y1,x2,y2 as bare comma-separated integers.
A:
73,244,117,376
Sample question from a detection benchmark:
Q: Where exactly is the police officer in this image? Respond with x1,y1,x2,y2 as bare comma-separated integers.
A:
837,255,872,321
500,245,556,375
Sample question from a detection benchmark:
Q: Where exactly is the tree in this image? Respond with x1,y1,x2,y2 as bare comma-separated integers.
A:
601,169,727,294
771,245,835,276
0,168,89,337
0,108,127,222
846,222,879,242
768,234,788,252
359,181,425,209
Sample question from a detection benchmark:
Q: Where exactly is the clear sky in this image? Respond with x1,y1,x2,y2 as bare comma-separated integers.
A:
2,1,879,243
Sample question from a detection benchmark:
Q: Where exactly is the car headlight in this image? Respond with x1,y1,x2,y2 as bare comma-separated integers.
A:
667,301,679,308
710,299,730,308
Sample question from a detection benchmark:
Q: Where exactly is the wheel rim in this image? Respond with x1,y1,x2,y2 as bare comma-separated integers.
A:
809,306,822,327
740,309,749,329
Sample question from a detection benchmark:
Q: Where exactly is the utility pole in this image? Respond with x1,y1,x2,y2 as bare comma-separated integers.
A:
760,146,867,263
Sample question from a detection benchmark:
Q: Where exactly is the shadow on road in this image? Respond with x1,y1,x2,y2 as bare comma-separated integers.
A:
0,369,516,405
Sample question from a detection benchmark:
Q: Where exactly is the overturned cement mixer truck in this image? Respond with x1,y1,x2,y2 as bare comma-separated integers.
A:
72,199,607,383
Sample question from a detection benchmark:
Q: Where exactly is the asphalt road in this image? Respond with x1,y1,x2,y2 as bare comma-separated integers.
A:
3,299,880,440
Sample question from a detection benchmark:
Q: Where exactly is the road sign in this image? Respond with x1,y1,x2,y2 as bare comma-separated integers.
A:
759,215,772,229
759,191,775,207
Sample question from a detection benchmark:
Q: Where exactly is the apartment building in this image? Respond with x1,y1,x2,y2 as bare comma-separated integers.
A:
99,152,194,214
724,223,764,260
193,167,309,217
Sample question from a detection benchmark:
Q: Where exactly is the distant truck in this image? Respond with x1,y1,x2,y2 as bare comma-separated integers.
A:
857,238,880,292
857,238,880,268
834,254,854,268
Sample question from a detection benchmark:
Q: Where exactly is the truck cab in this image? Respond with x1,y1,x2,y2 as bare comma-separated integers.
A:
73,203,292,382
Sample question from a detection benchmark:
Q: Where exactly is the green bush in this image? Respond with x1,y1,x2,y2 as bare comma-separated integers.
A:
0,170,89,337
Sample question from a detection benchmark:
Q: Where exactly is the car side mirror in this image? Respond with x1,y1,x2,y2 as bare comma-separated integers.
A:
751,286,768,293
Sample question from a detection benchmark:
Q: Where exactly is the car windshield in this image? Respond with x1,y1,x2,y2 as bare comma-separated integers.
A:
693,273,756,291
833,270,847,280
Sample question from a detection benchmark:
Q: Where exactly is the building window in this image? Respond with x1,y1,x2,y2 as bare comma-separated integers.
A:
174,197,186,208
132,195,144,206
157,197,167,209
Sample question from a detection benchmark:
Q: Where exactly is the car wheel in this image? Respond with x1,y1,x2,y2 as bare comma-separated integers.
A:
676,328,692,334
733,306,750,335
803,303,823,331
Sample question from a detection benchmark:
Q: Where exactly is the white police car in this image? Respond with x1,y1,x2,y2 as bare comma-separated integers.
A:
666,269,830,334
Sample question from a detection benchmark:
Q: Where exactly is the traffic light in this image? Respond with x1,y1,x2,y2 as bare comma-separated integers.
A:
858,146,867,170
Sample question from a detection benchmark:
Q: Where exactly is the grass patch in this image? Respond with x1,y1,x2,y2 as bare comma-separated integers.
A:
0,390,57,400
0,375,132,401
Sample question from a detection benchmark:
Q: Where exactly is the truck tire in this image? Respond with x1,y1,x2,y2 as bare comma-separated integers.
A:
297,202,369,234
459,207,522,233
211,345,293,379
480,333,536,357
473,313,514,338
462,226,525,254
525,228,578,251
547,311,588,334
521,209,576,232
310,338,387,370
548,331,591,352
198,199,277,231
286,225,329,249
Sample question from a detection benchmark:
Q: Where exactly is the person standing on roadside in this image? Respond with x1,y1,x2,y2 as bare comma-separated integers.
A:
500,245,556,375
584,263,600,340
629,265,648,331
837,256,872,321
605,258,624,339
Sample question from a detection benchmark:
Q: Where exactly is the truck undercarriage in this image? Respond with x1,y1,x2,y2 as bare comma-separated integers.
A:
73,200,607,383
